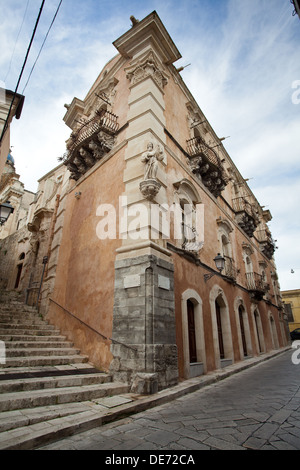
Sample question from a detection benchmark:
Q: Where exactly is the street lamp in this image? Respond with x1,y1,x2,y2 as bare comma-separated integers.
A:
0,201,14,226
214,253,226,272
204,253,225,282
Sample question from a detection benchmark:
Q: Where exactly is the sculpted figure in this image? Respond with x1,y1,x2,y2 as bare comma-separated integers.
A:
141,142,164,180
89,140,103,160
79,147,94,167
97,131,114,150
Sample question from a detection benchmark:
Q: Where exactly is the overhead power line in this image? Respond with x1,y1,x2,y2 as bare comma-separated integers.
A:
22,0,63,94
4,0,30,83
0,0,46,145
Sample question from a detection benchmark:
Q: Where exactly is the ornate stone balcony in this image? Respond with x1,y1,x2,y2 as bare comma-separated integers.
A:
245,272,269,301
61,109,119,180
232,196,259,238
186,137,228,198
256,229,276,260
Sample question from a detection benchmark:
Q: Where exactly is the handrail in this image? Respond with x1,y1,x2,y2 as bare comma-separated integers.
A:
49,298,137,352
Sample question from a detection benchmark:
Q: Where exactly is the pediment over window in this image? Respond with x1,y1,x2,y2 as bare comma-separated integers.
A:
173,178,201,205
216,217,234,234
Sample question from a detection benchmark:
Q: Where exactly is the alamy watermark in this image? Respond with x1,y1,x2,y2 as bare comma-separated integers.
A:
95,196,204,251
292,80,300,105
0,340,6,365
291,340,300,365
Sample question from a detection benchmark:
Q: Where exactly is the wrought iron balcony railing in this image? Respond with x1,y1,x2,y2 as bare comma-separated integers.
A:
186,137,228,198
61,109,119,180
256,229,276,259
232,196,260,238
245,272,269,300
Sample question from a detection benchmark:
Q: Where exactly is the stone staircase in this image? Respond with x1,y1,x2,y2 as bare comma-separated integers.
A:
0,290,130,449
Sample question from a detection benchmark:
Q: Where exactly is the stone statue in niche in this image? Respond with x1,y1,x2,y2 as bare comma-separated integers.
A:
141,142,164,180
139,142,164,200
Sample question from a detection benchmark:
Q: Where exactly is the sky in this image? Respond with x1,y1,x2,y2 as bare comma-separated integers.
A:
0,0,300,291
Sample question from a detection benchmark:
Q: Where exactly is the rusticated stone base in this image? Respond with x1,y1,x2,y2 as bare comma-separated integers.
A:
109,254,178,392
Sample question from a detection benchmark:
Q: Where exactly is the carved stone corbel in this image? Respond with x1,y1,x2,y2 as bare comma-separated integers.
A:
79,148,95,168
89,140,104,160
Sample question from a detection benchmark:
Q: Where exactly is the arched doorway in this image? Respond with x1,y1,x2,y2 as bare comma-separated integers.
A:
234,298,253,359
187,299,197,363
269,313,279,349
253,309,265,354
210,286,233,369
181,289,206,378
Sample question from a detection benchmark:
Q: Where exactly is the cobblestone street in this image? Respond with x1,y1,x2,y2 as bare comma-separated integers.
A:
40,350,300,451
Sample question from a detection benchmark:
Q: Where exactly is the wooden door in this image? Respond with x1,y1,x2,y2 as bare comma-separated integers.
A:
187,300,197,363
216,301,225,359
239,306,247,357
14,264,23,289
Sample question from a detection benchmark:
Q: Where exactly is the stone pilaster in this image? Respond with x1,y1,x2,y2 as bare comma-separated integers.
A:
109,12,182,391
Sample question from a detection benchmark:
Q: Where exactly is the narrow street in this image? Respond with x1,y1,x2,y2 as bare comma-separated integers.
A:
40,350,300,451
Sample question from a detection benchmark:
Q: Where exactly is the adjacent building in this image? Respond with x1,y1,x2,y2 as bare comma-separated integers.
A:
0,152,35,290
282,289,300,332
0,88,24,179
0,12,290,393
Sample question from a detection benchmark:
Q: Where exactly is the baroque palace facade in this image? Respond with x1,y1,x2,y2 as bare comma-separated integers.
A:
0,12,289,393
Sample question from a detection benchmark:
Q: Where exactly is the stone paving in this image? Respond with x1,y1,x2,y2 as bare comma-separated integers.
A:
40,350,300,450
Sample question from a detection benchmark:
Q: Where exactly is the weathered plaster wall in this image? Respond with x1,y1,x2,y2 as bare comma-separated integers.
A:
46,148,126,371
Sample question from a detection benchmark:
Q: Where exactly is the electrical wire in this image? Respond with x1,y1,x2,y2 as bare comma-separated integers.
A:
22,0,63,94
4,0,30,84
0,0,46,145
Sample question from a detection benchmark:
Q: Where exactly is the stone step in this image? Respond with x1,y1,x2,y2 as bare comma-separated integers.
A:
0,402,91,433
0,393,135,450
0,354,89,368
0,372,111,393
0,290,131,450
0,306,38,314
0,308,43,315
0,410,105,450
0,382,129,412
0,363,99,377
5,347,81,358
0,328,61,336
0,322,56,330
0,334,68,342
0,317,47,325
4,340,74,349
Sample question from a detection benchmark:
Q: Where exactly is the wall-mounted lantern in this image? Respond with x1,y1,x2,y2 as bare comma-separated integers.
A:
0,201,14,226
204,253,225,282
